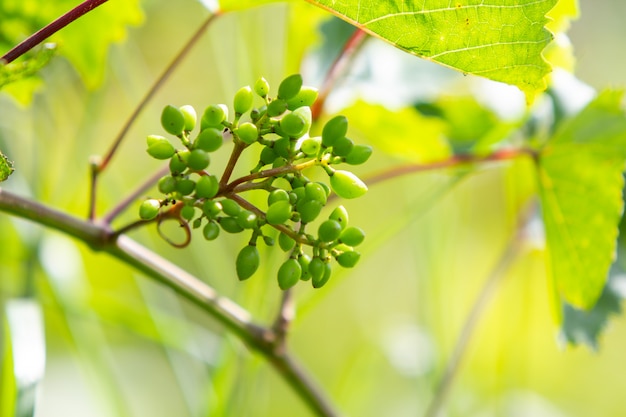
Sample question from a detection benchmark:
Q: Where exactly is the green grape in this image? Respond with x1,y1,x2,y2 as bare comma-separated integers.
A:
278,74,302,101
319,182,331,198
259,146,277,165
273,137,291,159
234,85,253,115
236,122,258,145
146,134,167,146
192,218,203,229
176,178,196,196
292,106,312,133
195,128,223,152
187,149,210,171
331,136,354,157
201,104,227,128
339,226,365,247
329,205,349,229
300,137,321,156
345,144,373,165
318,219,342,242
220,217,243,233
277,258,301,290
305,182,327,205
322,115,348,147
291,187,306,203
169,151,189,175
267,99,288,117
286,87,318,110
263,235,275,246
298,254,311,280
336,251,360,268
278,232,295,252
236,210,258,229
311,259,331,288
161,105,185,136
147,137,176,160
158,175,177,194
139,199,160,220
268,189,290,206
296,199,323,223
179,105,197,131
203,221,220,240
329,170,367,199
195,175,219,199
221,198,241,217
280,112,307,138
181,205,196,221
202,199,222,217
308,256,325,281
254,77,270,98
250,108,261,122
266,200,292,225
236,245,260,280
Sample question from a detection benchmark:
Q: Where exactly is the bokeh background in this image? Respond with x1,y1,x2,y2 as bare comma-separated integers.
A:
1,1,626,416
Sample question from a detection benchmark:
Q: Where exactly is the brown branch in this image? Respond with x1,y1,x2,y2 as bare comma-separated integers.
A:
1,0,110,63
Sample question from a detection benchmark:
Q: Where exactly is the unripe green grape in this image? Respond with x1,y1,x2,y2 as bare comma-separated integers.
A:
278,74,302,100
161,105,186,136
298,254,311,280
336,251,360,268
339,226,365,246
234,86,253,115
263,235,275,246
322,115,348,147
203,221,220,240
176,178,196,196
297,199,323,223
221,199,241,217
158,175,177,194
169,151,189,175
147,138,176,160
192,218,202,229
292,106,312,133
250,108,261,122
286,87,318,110
332,136,354,157
147,134,167,147
277,258,301,290
236,122,258,145
202,200,222,217
305,182,327,205
236,210,258,229
273,157,288,168
291,187,306,203
187,149,210,171
301,137,321,156
179,105,197,131
202,104,227,128
268,188,290,206
254,77,270,98
266,200,292,225
318,219,342,242
181,205,196,221
345,144,373,165
267,99,288,117
273,137,291,159
310,258,331,288
195,174,219,198
139,199,160,220
329,170,368,199
220,217,243,233
259,146,277,165
280,112,307,138
195,128,223,152
236,245,260,281
278,232,295,252
319,182,331,198
329,205,349,229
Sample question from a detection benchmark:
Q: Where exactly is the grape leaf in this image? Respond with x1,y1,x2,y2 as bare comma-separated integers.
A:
0,150,14,182
537,90,626,310
305,0,556,102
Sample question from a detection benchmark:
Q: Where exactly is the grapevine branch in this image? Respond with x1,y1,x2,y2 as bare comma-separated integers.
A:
1,0,110,64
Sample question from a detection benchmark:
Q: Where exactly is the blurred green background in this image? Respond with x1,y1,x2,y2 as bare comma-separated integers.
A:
1,1,626,416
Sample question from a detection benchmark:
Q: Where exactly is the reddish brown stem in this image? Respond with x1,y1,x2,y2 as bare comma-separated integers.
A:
1,0,110,63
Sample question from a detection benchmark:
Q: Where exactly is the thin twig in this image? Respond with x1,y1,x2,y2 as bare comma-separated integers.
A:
422,207,533,417
1,0,110,63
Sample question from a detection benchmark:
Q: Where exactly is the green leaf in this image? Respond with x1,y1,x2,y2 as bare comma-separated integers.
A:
306,0,556,102
0,150,14,182
1,300,46,417
341,101,452,163
537,90,626,310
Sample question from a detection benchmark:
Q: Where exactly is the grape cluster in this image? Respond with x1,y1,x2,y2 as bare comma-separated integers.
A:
139,74,372,290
